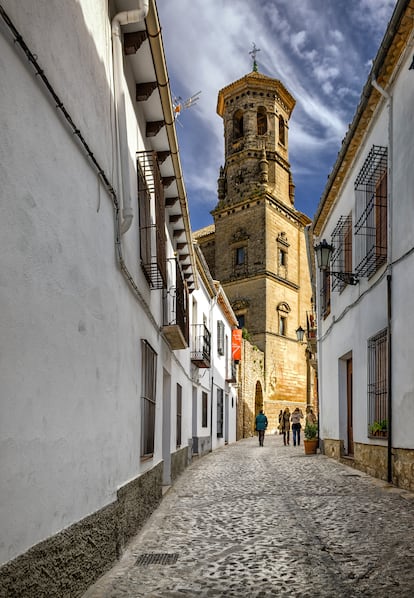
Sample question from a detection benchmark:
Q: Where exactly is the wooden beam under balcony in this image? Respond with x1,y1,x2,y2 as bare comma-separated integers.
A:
136,82,157,101
157,151,170,164
146,120,164,137
162,176,175,188
165,196,179,207
169,214,182,223
124,31,147,55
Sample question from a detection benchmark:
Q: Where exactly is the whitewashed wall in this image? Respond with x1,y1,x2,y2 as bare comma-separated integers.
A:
0,0,192,565
316,35,414,454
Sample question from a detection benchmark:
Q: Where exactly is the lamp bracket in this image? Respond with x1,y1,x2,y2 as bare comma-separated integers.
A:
330,271,359,285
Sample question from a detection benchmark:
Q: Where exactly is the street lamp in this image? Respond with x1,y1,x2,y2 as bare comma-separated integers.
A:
295,326,305,343
314,239,359,286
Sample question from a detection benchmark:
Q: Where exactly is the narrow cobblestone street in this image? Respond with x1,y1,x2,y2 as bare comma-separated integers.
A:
83,436,414,597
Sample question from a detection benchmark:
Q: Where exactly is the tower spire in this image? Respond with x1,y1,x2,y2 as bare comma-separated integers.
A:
249,42,260,72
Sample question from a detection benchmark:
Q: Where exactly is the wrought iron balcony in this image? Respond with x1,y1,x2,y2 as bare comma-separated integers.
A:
190,324,211,368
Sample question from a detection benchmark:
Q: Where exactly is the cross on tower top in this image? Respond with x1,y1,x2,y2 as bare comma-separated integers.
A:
249,42,261,72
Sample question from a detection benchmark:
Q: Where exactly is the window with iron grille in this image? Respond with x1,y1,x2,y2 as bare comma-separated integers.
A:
137,151,167,289
141,340,157,457
367,329,388,438
176,383,182,447
217,388,224,438
354,145,388,278
331,214,353,292
202,391,208,428
217,320,225,356
163,259,189,344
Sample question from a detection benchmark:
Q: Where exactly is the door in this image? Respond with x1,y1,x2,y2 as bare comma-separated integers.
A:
347,358,354,455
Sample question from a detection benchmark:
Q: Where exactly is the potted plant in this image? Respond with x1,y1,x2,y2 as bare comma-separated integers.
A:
304,421,318,454
369,419,388,437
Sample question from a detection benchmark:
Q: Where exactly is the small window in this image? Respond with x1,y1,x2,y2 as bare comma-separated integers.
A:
233,110,244,140
276,301,290,336
217,320,225,356
279,249,287,267
235,246,245,266
257,107,267,135
237,314,245,329
279,115,286,145
279,315,287,336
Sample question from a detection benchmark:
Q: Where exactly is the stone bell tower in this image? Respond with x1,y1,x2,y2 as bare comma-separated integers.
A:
196,60,313,426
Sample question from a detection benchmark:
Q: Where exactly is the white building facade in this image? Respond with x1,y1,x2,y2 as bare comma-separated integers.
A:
0,1,238,595
190,244,238,456
313,0,414,489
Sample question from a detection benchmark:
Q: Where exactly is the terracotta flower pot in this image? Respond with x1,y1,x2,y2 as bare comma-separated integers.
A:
304,438,318,454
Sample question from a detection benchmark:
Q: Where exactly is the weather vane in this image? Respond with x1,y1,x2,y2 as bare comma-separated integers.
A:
249,42,260,72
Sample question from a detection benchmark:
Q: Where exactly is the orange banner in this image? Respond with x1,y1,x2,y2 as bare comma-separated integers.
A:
232,329,242,361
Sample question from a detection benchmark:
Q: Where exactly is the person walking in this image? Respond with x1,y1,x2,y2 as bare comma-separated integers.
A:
278,409,283,435
255,409,268,447
306,405,317,425
280,407,291,446
291,407,304,446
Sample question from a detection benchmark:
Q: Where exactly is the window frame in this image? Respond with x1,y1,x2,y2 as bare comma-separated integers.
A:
367,329,388,439
140,340,157,458
176,383,182,448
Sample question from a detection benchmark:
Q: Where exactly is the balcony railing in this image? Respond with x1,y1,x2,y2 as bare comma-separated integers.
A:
161,262,189,350
226,361,237,383
190,324,211,368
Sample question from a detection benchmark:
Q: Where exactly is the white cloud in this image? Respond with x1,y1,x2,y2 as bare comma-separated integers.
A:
157,0,396,225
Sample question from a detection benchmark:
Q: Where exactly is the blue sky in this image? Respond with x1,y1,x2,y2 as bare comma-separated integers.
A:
157,0,396,231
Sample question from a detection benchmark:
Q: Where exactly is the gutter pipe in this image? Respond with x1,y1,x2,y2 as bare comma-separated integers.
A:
371,76,393,484
145,3,198,285
111,2,149,235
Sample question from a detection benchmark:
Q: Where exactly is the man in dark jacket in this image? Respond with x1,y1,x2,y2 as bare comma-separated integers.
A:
255,409,268,446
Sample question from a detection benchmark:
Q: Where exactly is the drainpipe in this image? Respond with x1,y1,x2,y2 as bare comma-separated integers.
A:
371,76,393,484
112,2,149,234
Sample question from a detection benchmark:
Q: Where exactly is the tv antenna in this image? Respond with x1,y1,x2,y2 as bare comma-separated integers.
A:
173,90,201,124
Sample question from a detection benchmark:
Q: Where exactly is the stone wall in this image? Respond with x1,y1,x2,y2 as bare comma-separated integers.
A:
237,339,265,439
324,438,414,493
0,463,163,598
171,445,191,483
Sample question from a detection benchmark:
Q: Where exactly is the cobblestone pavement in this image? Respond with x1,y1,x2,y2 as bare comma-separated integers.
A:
83,435,414,597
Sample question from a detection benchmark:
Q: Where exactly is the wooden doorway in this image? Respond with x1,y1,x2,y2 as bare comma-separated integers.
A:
346,358,354,455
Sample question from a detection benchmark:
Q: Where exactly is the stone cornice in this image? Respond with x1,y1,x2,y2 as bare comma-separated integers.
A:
217,71,296,118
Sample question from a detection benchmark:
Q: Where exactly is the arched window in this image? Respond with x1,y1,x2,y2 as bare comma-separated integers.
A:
257,107,267,135
233,110,244,140
279,115,286,145
277,302,291,337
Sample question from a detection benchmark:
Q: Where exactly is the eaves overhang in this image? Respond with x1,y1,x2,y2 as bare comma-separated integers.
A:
312,0,413,237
